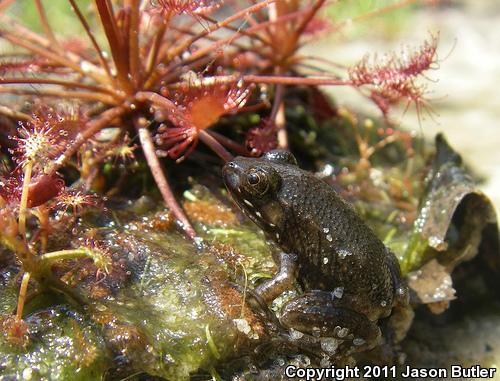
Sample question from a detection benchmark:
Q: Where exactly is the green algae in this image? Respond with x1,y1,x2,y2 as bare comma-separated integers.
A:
0,194,277,380
0,303,109,381
0,255,18,317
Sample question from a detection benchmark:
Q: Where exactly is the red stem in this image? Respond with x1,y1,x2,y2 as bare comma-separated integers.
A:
173,9,306,71
135,91,178,112
166,0,277,62
199,14,269,45
294,0,327,40
95,0,133,94
68,0,114,81
242,75,351,86
144,21,167,80
0,105,32,121
0,15,108,83
0,78,117,95
270,83,284,121
135,118,197,240
207,131,249,156
0,87,117,104
199,130,234,162
34,0,61,51
0,30,98,82
127,0,141,88
167,74,351,87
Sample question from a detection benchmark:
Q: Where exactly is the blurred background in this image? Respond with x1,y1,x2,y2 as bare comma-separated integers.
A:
309,0,500,212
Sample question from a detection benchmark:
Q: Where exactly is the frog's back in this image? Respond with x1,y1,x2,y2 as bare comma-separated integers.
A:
276,166,395,315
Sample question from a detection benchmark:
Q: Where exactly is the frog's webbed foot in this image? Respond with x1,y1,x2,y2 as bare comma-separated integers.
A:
369,302,415,363
279,290,382,356
254,252,298,303
358,303,415,365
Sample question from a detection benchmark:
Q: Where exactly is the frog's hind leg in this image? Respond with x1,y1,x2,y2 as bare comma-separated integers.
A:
279,290,382,355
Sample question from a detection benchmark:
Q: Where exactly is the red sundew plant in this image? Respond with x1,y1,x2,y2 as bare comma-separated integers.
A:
348,34,439,121
0,0,439,328
154,81,253,161
246,118,279,156
153,0,223,16
54,189,101,216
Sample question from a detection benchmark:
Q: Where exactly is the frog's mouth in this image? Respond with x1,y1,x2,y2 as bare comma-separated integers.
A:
223,159,282,233
222,161,241,194
222,161,261,223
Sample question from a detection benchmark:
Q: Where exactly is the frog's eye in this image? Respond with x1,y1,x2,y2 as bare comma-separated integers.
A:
248,172,260,185
246,169,269,194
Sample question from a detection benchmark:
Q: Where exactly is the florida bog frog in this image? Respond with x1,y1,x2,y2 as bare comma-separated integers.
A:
223,150,409,355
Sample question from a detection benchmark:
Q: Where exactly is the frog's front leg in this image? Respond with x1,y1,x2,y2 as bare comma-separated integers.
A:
280,290,381,353
254,252,298,303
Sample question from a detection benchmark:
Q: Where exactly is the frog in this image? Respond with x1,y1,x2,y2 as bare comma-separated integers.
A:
222,149,409,355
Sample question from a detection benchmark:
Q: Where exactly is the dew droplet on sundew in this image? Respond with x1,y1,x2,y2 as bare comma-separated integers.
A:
80,60,92,72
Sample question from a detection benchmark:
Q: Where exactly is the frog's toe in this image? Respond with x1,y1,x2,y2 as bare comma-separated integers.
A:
227,281,284,334
280,293,382,355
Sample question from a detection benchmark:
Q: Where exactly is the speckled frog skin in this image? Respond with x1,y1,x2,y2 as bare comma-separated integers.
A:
223,149,409,353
